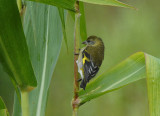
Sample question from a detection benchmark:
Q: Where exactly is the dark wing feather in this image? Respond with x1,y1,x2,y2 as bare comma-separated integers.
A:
80,50,99,90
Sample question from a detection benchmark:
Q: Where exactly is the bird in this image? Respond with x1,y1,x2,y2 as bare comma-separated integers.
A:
76,36,105,90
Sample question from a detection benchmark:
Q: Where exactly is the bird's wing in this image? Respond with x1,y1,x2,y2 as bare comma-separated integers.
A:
80,50,99,90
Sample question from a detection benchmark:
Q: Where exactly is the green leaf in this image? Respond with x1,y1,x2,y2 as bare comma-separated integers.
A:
0,0,37,91
79,0,135,9
13,93,22,116
79,2,87,42
0,109,8,116
26,0,76,11
78,52,160,116
0,97,9,116
146,54,160,116
13,2,64,116
58,8,68,52
0,97,6,110
79,52,146,105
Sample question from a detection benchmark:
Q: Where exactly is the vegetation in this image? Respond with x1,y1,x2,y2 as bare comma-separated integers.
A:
0,0,160,116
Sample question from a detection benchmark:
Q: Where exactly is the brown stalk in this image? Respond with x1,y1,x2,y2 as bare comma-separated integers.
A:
72,1,80,116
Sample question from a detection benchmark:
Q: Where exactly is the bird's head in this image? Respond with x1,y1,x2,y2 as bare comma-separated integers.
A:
82,36,103,47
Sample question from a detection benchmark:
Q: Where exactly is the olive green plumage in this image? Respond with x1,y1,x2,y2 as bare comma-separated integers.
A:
77,35,105,90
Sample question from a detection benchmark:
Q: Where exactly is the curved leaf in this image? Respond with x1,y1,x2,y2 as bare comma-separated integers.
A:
0,0,37,91
13,2,64,116
78,52,160,116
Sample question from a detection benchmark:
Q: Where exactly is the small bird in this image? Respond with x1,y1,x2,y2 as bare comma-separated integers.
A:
76,36,105,90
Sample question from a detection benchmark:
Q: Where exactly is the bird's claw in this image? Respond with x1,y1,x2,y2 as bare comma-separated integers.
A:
74,53,79,55
77,78,82,82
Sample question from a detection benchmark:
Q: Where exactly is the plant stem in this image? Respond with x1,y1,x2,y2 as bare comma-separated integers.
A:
72,1,80,116
21,92,29,116
73,107,78,116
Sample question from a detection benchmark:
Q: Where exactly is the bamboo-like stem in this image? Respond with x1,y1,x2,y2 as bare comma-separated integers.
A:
21,92,29,116
72,1,80,116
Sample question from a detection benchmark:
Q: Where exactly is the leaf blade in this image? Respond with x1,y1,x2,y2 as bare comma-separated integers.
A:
0,0,37,91
145,54,160,116
26,0,76,11
58,8,68,52
79,0,135,9
79,2,87,42
12,2,64,116
78,52,146,105
0,97,9,116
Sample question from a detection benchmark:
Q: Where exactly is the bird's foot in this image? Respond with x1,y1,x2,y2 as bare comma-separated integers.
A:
74,53,79,55
77,78,82,82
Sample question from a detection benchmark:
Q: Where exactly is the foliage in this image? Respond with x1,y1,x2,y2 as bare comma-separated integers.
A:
0,0,159,116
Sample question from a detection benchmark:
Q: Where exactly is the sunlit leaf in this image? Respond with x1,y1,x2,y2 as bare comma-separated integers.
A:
0,0,37,91
78,52,160,116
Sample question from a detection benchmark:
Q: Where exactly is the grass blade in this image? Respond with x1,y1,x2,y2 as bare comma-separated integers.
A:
0,0,37,91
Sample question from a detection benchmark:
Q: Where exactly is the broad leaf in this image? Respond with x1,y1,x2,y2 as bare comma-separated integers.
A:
0,0,37,91
79,0,135,9
78,52,160,116
13,2,63,116
26,0,76,11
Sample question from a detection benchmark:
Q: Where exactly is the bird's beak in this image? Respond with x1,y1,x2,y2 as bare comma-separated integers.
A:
82,41,87,45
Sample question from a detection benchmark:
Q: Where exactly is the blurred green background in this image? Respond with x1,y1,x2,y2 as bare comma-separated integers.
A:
1,0,160,115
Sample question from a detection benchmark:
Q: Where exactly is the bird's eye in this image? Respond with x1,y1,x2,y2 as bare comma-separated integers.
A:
87,40,90,42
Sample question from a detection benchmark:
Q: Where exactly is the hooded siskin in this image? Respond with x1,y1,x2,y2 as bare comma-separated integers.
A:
76,36,105,90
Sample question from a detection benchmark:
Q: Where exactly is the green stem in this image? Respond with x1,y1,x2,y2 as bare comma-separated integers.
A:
21,92,29,116
72,108,78,116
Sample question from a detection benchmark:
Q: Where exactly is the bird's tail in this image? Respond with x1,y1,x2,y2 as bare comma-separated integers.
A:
80,79,87,90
